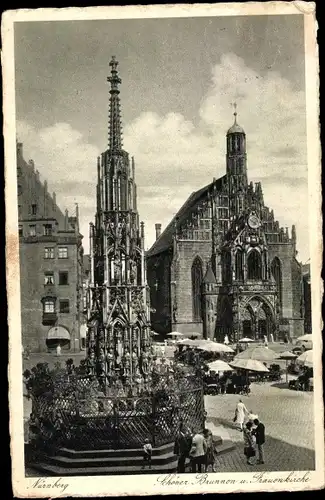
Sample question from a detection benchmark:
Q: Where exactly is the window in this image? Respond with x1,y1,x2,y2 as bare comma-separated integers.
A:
18,205,22,218
59,271,69,285
43,299,55,313
271,257,283,310
222,251,232,284
58,247,68,259
59,300,70,313
235,250,244,281
31,204,37,215
43,224,53,236
191,257,203,322
29,225,36,236
219,208,228,219
18,225,23,237
44,272,54,285
247,250,262,280
44,247,54,259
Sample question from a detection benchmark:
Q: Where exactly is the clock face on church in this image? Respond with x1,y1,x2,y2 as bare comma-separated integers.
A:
248,213,261,229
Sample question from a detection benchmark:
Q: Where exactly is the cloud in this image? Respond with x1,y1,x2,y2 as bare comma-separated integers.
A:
124,53,308,260
16,120,99,247
17,52,309,262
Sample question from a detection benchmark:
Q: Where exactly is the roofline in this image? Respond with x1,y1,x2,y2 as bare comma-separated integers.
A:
146,176,226,258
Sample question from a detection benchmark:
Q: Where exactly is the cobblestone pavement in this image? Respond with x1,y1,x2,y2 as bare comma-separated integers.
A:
205,379,315,472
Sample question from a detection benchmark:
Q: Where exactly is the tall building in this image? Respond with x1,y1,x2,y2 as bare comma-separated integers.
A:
86,57,151,390
17,142,84,352
146,109,305,342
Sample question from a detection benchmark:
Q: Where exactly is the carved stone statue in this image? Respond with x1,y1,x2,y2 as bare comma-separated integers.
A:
98,348,106,376
106,348,114,375
132,349,140,376
122,348,131,378
88,351,96,376
140,349,149,376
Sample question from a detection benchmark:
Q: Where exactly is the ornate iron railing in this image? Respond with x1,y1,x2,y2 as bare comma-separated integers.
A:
29,371,204,451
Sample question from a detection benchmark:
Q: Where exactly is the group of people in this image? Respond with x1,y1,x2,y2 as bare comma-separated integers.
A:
234,399,265,465
141,424,217,473
173,424,217,473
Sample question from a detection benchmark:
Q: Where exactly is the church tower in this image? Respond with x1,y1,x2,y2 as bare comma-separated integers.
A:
87,57,151,393
226,105,248,218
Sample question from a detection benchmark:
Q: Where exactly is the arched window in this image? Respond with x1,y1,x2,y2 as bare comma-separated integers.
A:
191,257,203,322
271,257,283,311
247,249,262,280
222,251,232,284
235,250,244,281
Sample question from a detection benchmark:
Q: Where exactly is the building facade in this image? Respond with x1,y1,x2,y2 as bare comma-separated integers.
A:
86,57,152,391
146,112,305,342
17,142,84,352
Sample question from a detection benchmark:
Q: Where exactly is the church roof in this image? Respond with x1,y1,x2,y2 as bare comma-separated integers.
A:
146,175,226,258
227,110,245,135
227,122,245,135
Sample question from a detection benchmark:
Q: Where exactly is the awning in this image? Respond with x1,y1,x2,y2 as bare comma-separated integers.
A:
47,325,70,340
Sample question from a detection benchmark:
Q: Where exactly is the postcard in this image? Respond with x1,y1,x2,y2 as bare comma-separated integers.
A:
3,2,324,497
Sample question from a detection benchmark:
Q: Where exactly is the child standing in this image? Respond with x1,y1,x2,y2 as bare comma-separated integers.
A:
142,438,152,470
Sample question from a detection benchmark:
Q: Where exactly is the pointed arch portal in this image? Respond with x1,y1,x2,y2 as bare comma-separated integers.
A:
241,297,276,340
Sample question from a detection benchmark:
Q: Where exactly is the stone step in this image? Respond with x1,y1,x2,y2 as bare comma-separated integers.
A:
58,441,174,459
47,450,177,468
31,459,179,476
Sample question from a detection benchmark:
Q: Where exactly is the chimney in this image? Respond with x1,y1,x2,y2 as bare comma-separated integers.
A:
36,170,40,181
65,209,69,230
28,159,35,171
155,223,162,240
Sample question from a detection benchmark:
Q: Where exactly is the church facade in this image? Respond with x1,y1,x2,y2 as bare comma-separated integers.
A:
146,112,304,342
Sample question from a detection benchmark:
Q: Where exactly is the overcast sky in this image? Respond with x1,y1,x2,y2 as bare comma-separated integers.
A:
14,14,309,262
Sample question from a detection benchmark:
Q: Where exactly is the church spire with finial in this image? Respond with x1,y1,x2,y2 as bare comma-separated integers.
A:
233,102,238,123
107,56,123,151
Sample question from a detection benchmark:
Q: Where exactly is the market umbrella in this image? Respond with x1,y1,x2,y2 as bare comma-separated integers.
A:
297,334,313,342
230,358,269,372
167,331,184,337
196,341,234,353
296,350,313,368
235,346,277,362
207,359,234,372
239,337,254,343
175,338,196,346
277,351,298,384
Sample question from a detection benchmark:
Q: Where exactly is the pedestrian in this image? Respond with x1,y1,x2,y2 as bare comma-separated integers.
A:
203,428,217,472
252,418,265,464
224,334,229,345
243,421,256,465
189,430,207,473
173,424,192,473
264,335,268,347
233,399,248,431
142,438,153,469
56,344,61,356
